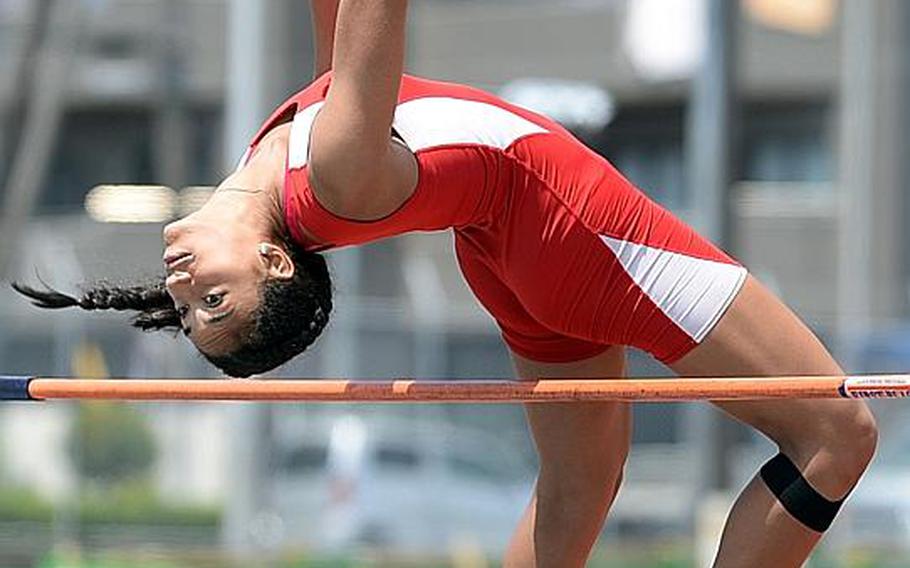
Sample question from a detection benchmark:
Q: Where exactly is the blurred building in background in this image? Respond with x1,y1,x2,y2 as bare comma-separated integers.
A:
1,0,909,564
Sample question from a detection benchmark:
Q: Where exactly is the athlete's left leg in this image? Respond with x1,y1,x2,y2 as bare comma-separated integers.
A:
670,275,878,568
504,346,630,568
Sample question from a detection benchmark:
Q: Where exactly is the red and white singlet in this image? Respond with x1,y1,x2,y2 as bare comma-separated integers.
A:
239,73,747,364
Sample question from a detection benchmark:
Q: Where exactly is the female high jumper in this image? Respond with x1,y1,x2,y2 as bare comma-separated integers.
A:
14,2,876,566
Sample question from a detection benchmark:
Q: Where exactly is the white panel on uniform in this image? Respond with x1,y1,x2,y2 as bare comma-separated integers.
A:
287,102,326,169
600,235,747,342
393,97,548,152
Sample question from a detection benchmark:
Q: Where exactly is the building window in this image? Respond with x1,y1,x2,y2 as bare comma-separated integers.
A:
41,106,223,215
740,100,832,183
43,109,154,214
589,99,832,212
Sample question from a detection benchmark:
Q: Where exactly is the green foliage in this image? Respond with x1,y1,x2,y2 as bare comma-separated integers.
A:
0,485,54,522
68,402,157,484
39,552,185,568
0,483,218,526
76,480,219,526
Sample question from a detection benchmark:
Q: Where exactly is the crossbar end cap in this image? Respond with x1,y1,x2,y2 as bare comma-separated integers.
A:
0,376,35,401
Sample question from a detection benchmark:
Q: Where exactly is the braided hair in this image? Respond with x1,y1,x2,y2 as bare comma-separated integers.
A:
11,278,182,331
11,245,333,378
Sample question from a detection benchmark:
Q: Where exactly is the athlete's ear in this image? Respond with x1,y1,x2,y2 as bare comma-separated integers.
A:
258,243,295,280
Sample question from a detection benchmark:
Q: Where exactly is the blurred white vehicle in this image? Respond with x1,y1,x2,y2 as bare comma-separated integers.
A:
267,412,534,555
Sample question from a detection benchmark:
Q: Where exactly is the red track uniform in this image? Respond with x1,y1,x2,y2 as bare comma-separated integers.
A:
239,73,747,364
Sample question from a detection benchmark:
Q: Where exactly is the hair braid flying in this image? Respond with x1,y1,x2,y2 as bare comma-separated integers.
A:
11,279,181,331
11,243,334,377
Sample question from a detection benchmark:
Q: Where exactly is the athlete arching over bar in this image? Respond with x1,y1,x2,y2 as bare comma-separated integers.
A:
14,2,876,566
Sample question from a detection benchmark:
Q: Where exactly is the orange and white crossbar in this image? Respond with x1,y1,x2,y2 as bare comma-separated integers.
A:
1,375,909,403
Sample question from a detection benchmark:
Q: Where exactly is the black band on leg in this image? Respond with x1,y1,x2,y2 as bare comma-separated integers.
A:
760,452,844,532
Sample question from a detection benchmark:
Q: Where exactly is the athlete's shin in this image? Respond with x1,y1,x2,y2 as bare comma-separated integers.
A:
505,467,623,568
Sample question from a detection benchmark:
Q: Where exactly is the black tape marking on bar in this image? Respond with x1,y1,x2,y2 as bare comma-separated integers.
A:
837,382,848,398
0,376,34,400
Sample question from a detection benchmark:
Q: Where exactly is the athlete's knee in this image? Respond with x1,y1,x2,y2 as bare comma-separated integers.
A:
809,402,877,485
538,450,628,506
533,461,625,548
774,401,877,503
833,403,879,485
840,402,878,461
760,409,876,536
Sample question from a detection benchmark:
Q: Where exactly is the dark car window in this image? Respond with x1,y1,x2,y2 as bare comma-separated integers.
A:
278,445,329,473
373,446,421,470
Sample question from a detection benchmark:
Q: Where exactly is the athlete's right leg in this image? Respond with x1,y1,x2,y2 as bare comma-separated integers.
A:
670,276,878,567
504,346,630,568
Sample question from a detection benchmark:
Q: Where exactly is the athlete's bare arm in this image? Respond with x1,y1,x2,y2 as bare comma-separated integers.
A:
308,0,418,221
311,0,340,78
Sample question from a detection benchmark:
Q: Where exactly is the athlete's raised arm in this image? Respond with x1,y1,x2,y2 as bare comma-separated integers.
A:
310,0,340,78
308,0,418,220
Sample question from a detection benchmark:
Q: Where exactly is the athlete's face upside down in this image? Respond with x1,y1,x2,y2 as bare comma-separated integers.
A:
158,179,333,377
162,211,274,356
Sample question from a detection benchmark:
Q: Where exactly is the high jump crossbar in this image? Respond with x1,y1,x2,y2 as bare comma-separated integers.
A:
1,375,909,402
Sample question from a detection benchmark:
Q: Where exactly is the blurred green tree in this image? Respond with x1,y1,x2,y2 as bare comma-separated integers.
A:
68,402,157,484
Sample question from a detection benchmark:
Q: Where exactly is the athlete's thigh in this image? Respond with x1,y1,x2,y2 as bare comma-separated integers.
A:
669,274,867,446
513,347,631,477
